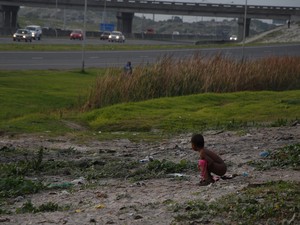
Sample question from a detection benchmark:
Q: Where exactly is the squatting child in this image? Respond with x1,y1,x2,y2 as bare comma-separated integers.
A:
191,134,227,186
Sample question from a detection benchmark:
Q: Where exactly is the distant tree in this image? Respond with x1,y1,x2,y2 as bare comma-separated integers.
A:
172,16,183,23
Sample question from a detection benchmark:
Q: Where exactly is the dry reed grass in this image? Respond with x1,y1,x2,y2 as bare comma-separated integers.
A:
83,54,300,110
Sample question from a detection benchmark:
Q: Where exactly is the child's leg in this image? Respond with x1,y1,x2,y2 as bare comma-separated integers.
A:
204,150,227,176
198,159,213,181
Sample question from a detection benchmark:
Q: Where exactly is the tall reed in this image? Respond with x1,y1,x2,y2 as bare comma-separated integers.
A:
83,54,300,110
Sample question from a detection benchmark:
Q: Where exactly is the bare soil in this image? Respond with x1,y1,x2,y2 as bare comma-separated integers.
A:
0,125,299,225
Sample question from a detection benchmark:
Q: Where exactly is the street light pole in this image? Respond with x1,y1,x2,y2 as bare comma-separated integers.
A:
55,0,58,38
81,0,87,72
242,0,247,60
102,0,107,27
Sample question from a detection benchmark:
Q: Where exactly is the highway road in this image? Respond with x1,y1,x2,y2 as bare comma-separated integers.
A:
1,38,300,70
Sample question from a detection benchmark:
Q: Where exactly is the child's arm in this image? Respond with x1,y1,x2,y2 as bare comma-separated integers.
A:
199,149,205,160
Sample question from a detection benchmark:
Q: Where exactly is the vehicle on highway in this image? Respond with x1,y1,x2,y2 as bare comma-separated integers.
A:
230,35,238,41
108,31,125,42
70,29,84,40
25,25,42,40
100,31,111,40
144,28,155,34
13,29,32,42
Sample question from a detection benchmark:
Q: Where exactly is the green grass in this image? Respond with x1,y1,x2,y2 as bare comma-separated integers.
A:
0,67,299,137
84,55,300,110
0,69,103,133
82,91,300,133
16,201,70,214
0,41,250,52
0,42,199,51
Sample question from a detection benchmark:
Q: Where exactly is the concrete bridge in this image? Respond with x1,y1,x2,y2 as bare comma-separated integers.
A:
1,0,300,39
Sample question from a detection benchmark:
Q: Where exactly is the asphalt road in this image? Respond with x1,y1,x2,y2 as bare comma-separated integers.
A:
1,37,300,70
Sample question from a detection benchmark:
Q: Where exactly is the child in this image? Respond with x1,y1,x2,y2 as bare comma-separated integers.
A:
191,134,227,186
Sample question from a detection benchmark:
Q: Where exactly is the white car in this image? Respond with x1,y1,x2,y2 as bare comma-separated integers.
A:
25,25,42,40
108,31,125,43
229,35,238,41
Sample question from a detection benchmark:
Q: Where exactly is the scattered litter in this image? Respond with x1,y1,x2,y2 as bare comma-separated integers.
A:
75,209,83,213
14,196,24,202
71,177,86,185
61,190,70,195
131,181,146,187
95,204,105,209
47,182,74,189
220,174,238,179
259,151,270,157
139,156,154,163
242,172,249,177
167,173,187,177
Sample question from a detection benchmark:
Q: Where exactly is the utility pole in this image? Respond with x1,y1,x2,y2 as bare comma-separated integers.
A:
81,0,87,72
242,0,247,61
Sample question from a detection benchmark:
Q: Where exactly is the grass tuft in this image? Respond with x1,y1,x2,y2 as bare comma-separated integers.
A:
84,55,300,110
250,143,300,170
173,181,299,224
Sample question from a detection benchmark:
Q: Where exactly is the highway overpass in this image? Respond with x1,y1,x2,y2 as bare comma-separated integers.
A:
1,0,300,39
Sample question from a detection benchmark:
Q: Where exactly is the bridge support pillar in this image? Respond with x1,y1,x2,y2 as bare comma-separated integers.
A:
116,12,134,34
0,5,19,34
238,17,251,42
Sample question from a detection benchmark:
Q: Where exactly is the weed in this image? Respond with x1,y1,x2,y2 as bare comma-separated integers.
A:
173,181,299,224
0,147,45,177
250,143,300,170
31,147,44,171
271,118,288,127
0,177,44,198
16,200,70,214
129,159,197,181
84,158,196,181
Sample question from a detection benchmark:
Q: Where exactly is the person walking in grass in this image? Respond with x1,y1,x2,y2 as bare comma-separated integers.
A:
123,61,133,75
191,134,227,186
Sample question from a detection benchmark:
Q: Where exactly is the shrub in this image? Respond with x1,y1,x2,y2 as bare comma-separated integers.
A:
84,54,300,110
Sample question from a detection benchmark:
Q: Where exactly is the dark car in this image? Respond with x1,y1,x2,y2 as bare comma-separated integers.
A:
70,29,84,40
100,31,111,40
13,29,32,42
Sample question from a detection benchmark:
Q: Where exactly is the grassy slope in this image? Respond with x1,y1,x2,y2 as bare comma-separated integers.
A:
82,91,300,133
0,69,299,136
0,70,100,133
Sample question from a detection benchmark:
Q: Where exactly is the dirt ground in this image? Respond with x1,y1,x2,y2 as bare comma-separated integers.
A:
0,125,299,225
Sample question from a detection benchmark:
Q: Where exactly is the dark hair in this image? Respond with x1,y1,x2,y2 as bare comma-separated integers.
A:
191,134,204,148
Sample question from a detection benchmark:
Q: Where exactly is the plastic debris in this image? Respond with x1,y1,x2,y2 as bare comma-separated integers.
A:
167,173,186,177
242,172,249,177
139,156,154,163
71,177,86,185
259,151,270,157
47,182,74,189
